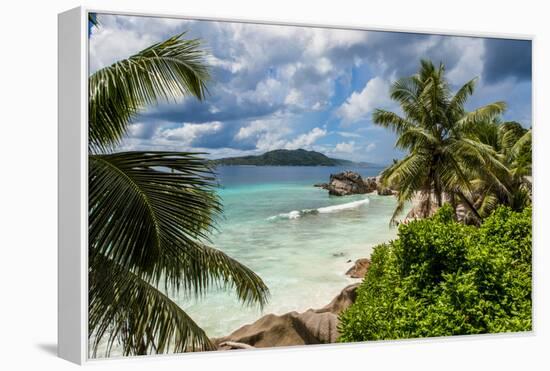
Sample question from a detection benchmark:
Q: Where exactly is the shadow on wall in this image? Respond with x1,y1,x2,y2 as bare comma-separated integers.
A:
35,343,57,356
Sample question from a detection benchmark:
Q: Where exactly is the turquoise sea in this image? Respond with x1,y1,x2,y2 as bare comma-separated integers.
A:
175,166,400,338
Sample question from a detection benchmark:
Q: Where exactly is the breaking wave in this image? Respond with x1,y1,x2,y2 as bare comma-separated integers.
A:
268,198,369,220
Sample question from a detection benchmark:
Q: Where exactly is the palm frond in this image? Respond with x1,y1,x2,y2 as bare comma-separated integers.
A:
89,151,269,303
187,243,270,307
389,199,406,227
470,120,500,149
89,34,211,152
372,109,415,134
389,77,427,123
508,127,531,158
456,102,507,128
380,152,427,188
498,121,526,149
88,13,99,27
89,255,214,356
390,77,420,103
381,152,430,225
447,78,477,118
395,126,439,151
449,138,511,196
477,193,500,218
438,150,475,194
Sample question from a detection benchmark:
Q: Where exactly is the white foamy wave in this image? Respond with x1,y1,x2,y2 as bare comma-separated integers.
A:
268,198,369,220
267,209,311,220
317,198,369,213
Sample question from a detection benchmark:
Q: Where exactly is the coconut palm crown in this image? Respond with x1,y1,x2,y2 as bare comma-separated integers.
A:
373,60,510,225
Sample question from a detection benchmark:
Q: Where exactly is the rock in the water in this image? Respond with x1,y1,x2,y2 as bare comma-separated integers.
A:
213,283,360,349
363,176,378,193
373,176,396,196
318,171,395,196
377,185,395,196
323,171,377,196
345,258,371,278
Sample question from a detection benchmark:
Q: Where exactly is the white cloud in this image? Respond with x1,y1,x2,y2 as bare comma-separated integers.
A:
366,143,377,152
235,119,326,151
156,121,223,145
337,77,392,124
284,127,327,150
316,57,333,74
126,122,147,138
306,28,369,56
320,140,377,162
234,117,291,151
446,38,485,85
334,141,356,153
284,89,304,106
236,119,279,140
89,28,155,72
207,55,245,73
336,131,362,138
312,101,324,111
240,77,286,106
89,15,190,72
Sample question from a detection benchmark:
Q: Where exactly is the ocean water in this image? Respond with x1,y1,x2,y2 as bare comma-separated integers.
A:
173,166,400,338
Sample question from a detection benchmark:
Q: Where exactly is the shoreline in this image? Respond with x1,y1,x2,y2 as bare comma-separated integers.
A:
212,257,371,350
211,170,393,349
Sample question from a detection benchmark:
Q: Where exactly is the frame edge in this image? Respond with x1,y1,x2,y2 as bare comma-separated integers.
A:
58,6,87,365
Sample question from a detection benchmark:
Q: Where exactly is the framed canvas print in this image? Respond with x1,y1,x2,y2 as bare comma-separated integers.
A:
58,7,533,364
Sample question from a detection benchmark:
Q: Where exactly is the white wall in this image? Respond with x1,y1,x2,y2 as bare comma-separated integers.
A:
1,0,548,369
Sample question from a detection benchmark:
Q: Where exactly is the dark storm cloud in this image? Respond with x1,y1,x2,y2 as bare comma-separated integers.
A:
483,38,532,83
141,93,283,124
360,31,483,83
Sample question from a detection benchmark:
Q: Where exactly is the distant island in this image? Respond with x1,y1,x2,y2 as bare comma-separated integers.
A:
211,149,381,167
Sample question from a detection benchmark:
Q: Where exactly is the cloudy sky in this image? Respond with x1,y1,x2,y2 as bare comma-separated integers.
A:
89,13,532,164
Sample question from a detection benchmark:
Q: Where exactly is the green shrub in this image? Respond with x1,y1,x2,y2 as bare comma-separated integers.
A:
338,204,532,342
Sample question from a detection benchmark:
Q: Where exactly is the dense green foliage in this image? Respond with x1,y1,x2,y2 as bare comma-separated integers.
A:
467,120,532,221
212,149,356,166
339,205,531,341
87,25,269,357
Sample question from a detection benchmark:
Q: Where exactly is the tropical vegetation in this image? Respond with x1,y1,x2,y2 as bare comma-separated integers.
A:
338,60,532,342
373,60,532,225
88,25,269,356
339,204,532,341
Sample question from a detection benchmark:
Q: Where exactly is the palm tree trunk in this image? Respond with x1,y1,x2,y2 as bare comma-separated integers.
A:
435,188,443,207
449,192,459,219
434,173,443,207
430,165,443,207
456,191,482,225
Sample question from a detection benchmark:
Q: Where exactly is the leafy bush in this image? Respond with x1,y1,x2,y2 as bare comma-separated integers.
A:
338,205,532,342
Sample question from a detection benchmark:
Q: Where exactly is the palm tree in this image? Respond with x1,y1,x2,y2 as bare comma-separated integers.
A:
372,60,508,225
464,120,532,220
88,29,269,356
